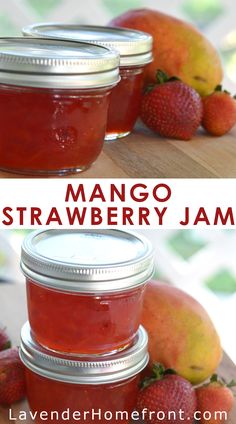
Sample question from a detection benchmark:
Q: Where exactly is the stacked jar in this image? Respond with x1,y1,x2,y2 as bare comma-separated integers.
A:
0,37,120,175
23,24,153,141
19,229,154,424
0,28,152,175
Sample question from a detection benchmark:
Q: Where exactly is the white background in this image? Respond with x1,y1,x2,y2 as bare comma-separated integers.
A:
0,178,235,228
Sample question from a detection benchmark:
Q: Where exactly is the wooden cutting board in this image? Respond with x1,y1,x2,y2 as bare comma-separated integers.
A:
0,125,235,179
0,282,235,423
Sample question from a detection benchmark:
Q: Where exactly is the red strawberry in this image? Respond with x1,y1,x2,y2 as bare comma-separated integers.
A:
202,85,236,136
196,374,235,424
0,328,11,351
140,70,203,140
136,363,197,423
0,347,26,405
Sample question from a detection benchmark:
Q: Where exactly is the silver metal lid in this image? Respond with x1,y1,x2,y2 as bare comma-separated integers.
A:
20,323,149,384
0,37,120,88
22,24,153,67
21,229,154,293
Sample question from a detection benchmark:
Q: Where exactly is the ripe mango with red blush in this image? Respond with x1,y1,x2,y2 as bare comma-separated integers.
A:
141,281,222,384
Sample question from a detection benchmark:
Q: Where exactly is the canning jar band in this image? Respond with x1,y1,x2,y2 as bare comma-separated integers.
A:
0,69,120,89
20,323,149,384
0,37,120,88
118,51,153,67
21,229,155,292
20,349,149,385
20,260,154,293
22,24,153,67
21,230,154,285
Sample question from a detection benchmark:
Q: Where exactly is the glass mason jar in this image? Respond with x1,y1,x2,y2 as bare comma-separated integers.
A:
22,25,153,140
0,37,119,175
20,323,149,424
21,229,154,355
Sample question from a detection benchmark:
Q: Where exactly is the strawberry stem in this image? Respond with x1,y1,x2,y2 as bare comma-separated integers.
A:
215,85,222,92
210,374,219,383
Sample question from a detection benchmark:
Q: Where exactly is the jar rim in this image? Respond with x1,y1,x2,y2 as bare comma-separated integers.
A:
21,229,154,293
0,37,120,88
22,24,153,66
20,323,149,384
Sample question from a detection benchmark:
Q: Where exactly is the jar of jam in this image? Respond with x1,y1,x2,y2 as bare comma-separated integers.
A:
23,24,153,140
0,37,119,175
21,229,154,355
20,322,148,424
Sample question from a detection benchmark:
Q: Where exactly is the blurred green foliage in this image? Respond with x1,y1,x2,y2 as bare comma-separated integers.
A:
26,0,62,17
182,0,223,28
168,231,206,260
102,0,143,16
0,14,19,36
205,269,236,294
12,230,32,236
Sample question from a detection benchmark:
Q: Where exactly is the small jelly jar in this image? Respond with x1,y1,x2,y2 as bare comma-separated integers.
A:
20,323,149,424
23,24,153,140
0,37,119,175
21,229,154,355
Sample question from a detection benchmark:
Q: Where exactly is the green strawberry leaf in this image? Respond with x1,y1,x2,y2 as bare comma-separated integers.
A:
144,83,155,94
156,69,169,84
227,380,236,388
164,368,177,376
156,69,181,85
140,363,178,390
208,374,236,389
168,76,181,82
3,340,11,350
215,84,231,95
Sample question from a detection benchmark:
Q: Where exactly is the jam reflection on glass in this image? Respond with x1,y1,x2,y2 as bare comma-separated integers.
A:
26,280,146,354
0,84,111,175
25,369,140,424
106,67,144,140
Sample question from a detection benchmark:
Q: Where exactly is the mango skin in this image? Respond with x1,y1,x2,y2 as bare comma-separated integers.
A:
110,9,223,96
141,281,222,385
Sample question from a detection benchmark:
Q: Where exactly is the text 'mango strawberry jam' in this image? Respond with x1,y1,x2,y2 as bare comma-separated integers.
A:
0,37,119,175
22,24,153,140
21,229,154,355
20,323,149,424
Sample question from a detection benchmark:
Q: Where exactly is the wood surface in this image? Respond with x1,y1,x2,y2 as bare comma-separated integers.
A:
0,124,235,179
0,280,235,423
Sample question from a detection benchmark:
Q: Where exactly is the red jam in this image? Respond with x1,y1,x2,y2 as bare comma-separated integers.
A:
21,26,153,141
21,229,154,355
26,279,146,354
0,37,119,175
0,84,111,175
25,369,140,424
106,67,145,140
